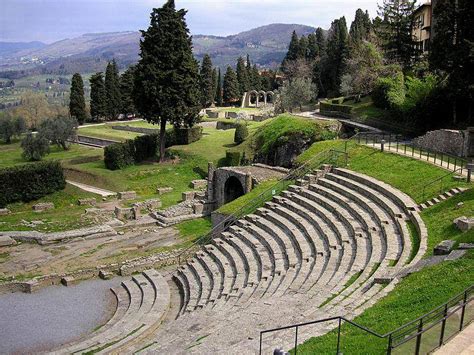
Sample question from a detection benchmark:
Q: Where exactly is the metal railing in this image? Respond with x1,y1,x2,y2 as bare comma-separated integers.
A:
418,167,464,202
259,285,473,354
354,132,469,174
175,143,350,265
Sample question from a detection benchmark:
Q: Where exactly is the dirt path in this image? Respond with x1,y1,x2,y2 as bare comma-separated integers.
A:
67,180,117,197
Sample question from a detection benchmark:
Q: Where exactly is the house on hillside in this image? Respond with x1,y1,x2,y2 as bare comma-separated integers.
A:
412,1,433,55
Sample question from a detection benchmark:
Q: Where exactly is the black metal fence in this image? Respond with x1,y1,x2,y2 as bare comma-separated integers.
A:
259,285,473,354
354,132,468,174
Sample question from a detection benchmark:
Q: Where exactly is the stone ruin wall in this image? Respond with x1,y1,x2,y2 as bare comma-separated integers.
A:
413,129,470,157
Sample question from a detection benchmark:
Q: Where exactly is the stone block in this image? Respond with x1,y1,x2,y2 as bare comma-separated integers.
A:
192,179,207,189
0,208,10,216
32,203,54,212
226,112,238,119
207,111,219,118
156,187,173,195
114,207,134,220
144,199,162,209
193,203,204,215
77,198,96,206
454,216,474,231
117,191,137,200
195,191,206,200
99,270,113,280
434,240,456,255
458,243,474,250
0,235,16,247
61,276,77,287
182,191,195,202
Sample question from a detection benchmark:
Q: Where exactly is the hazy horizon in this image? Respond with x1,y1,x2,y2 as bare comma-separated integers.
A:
1,0,381,44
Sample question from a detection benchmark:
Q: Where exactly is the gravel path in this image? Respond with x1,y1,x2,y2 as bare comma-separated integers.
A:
0,277,123,354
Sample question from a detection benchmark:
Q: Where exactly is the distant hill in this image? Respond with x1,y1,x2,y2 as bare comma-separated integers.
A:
0,24,319,78
0,41,46,58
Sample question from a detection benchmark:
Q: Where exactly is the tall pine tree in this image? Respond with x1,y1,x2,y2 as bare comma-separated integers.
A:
133,0,200,161
350,8,372,44
216,68,223,107
223,66,239,105
199,54,214,108
377,0,417,69
236,56,250,97
307,33,319,61
105,60,122,120
120,66,136,116
282,31,300,73
69,73,87,124
89,72,106,121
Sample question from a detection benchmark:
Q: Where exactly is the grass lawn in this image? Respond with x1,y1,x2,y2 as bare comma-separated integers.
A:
0,141,101,168
345,96,387,121
78,124,144,142
0,184,100,232
297,140,471,204
295,251,474,354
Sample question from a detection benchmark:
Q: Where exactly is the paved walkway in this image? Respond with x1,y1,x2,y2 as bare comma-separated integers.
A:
433,322,474,354
295,110,383,132
67,180,116,197
79,118,143,128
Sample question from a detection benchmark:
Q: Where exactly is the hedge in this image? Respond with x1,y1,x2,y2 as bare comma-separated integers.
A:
104,140,136,170
226,150,241,166
0,161,66,207
234,124,249,144
320,101,353,114
173,126,203,145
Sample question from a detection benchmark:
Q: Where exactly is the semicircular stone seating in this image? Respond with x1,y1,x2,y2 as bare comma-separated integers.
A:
56,166,427,354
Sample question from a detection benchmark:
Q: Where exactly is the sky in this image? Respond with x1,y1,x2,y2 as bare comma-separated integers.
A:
0,0,380,43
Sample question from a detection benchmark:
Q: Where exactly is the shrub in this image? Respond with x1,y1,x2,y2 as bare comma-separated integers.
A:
234,123,249,144
134,134,159,162
372,72,405,110
226,150,241,166
21,133,50,161
104,141,135,170
0,160,66,207
173,126,202,145
320,101,353,114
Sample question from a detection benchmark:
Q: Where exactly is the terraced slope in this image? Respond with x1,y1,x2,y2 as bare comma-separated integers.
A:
56,167,427,354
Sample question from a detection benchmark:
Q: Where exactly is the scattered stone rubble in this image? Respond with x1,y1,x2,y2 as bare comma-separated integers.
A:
118,191,137,200
453,216,474,231
32,203,54,212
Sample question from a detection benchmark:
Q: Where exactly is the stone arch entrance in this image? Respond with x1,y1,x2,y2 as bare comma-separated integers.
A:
224,176,245,204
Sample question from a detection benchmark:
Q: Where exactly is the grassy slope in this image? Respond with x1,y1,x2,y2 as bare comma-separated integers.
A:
298,140,470,204
0,141,101,168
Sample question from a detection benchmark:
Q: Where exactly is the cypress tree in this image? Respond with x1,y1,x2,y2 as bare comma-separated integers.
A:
236,56,250,96
377,0,417,69
322,17,349,96
251,64,261,91
69,73,87,124
212,67,218,102
120,66,136,116
298,35,309,59
223,66,239,105
133,0,200,161
315,27,327,54
307,33,319,61
200,54,214,108
350,9,372,44
89,72,106,121
216,68,223,106
105,59,122,120
282,31,300,72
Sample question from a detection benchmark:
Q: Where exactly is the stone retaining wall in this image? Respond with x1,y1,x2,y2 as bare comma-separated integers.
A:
111,125,159,135
76,135,120,147
413,129,469,157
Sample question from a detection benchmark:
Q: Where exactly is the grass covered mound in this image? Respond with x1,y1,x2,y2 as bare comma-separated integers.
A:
228,114,337,166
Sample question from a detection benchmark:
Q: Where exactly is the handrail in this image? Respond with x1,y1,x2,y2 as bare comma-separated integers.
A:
175,141,352,264
419,167,463,202
259,284,474,354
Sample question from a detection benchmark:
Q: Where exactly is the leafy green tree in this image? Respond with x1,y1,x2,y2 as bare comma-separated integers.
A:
105,60,122,120
279,78,317,112
120,66,137,116
89,72,106,121
377,0,417,69
223,66,240,105
0,113,26,143
199,54,215,108
236,56,250,97
350,9,372,45
133,0,200,161
21,133,50,161
216,68,223,106
321,17,349,96
430,0,474,125
39,116,78,150
69,73,87,124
